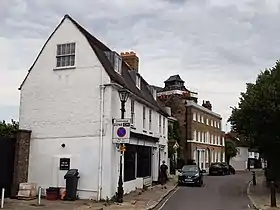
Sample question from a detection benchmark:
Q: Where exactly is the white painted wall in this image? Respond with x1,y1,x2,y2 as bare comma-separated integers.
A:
230,147,248,171
19,16,168,200
19,18,112,200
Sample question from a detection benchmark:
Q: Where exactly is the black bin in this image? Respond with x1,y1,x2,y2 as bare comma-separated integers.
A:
64,169,80,201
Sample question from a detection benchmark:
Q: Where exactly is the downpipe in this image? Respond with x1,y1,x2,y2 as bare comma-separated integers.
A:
97,69,106,201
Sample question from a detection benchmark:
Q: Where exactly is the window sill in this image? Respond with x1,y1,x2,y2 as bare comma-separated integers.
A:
53,66,76,71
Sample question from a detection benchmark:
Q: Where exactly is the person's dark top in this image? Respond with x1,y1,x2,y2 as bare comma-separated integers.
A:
160,164,168,175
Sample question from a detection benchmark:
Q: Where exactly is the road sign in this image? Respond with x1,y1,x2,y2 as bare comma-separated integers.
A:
112,118,131,144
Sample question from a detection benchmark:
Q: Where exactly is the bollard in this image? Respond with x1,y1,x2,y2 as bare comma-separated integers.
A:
271,181,277,207
253,171,256,186
37,187,42,206
1,188,5,209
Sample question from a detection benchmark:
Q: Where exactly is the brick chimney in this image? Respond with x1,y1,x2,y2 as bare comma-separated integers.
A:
120,51,139,72
202,100,212,111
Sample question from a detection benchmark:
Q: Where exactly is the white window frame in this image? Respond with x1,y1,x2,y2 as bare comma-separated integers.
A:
114,53,122,74
143,106,146,129
159,115,162,133
211,120,213,126
163,117,166,136
206,118,209,125
56,42,76,68
197,114,201,122
201,116,204,123
204,132,206,143
149,109,152,131
198,131,201,142
136,75,141,89
193,112,196,121
193,130,197,141
131,100,135,126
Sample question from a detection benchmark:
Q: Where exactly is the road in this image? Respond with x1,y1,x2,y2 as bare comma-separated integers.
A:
157,172,254,210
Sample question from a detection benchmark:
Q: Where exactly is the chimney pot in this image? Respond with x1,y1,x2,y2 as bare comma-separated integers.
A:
120,51,139,72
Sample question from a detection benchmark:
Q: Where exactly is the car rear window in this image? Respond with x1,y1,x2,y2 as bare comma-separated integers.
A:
211,163,220,166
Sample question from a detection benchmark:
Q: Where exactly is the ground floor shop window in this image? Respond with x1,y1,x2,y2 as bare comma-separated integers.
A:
137,146,152,177
124,145,136,182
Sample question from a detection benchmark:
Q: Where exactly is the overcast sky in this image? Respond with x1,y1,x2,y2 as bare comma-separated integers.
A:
1,0,280,130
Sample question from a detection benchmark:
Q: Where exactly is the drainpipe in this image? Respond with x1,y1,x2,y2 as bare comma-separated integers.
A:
97,68,106,201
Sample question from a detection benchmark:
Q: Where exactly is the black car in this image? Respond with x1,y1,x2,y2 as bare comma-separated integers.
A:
229,164,236,174
221,162,230,175
178,165,205,187
209,163,228,176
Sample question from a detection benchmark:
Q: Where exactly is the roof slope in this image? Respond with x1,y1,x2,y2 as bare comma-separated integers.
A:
164,74,184,83
19,14,168,116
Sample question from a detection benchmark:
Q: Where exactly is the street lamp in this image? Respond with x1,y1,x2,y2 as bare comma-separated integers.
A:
116,88,129,203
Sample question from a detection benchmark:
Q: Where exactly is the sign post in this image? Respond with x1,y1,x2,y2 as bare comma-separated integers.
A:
112,119,131,144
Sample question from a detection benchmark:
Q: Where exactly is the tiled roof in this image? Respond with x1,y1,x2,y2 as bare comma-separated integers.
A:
164,74,184,83
19,14,168,117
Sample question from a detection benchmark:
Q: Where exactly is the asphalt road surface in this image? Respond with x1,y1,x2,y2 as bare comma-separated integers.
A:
157,172,254,210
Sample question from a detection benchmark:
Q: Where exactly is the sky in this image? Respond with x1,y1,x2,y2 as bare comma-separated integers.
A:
1,0,280,131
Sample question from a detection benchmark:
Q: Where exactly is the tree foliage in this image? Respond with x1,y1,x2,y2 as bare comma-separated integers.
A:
228,60,280,165
168,121,181,142
0,120,19,138
168,121,181,158
225,139,238,164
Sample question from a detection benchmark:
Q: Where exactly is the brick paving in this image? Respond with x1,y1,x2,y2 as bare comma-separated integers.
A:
248,170,280,210
1,178,177,210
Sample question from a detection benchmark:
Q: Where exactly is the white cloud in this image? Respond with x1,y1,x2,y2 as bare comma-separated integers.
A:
1,0,280,130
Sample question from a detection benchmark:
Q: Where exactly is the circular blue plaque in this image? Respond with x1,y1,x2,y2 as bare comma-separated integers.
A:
117,127,126,137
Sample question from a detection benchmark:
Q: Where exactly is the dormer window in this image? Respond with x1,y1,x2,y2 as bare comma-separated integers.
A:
136,74,141,89
104,51,122,74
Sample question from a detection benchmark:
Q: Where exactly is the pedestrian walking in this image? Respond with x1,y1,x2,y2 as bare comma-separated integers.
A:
159,160,168,189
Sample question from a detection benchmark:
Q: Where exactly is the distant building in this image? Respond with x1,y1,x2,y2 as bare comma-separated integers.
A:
226,133,261,171
155,75,225,170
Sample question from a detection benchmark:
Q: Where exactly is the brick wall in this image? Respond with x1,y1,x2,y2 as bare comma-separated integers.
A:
158,94,188,161
11,129,31,198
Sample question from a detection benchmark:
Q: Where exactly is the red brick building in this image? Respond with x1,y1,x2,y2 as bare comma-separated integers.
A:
154,75,225,170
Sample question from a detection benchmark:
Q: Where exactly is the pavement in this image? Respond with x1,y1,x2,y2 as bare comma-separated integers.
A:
1,177,177,210
155,171,254,210
248,170,280,210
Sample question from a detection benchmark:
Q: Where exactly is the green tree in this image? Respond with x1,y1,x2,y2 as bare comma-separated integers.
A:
228,61,280,207
168,121,181,157
225,139,238,164
228,61,280,166
0,119,19,137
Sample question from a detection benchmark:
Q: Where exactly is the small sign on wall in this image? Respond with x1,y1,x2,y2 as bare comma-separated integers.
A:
59,158,70,170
